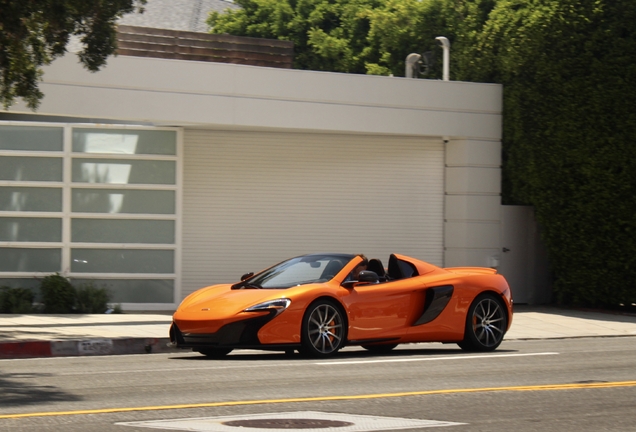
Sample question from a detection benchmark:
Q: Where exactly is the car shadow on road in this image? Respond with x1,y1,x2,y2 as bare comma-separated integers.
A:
167,346,519,362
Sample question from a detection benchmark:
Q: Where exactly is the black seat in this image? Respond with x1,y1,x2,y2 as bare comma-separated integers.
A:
366,258,386,278
387,254,403,280
387,254,418,280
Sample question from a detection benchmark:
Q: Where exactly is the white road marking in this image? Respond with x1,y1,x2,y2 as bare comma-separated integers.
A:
315,352,559,365
0,351,559,376
49,352,559,375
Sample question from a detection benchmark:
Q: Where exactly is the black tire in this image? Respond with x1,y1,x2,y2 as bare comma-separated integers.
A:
361,344,398,353
458,293,507,352
300,300,346,358
195,348,233,358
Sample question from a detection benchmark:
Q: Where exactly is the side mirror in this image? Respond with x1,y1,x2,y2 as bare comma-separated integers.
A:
358,270,379,284
341,270,380,288
240,272,254,281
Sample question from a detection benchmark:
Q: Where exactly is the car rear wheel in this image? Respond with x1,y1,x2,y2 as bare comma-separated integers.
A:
195,348,233,358
458,293,507,352
300,300,346,358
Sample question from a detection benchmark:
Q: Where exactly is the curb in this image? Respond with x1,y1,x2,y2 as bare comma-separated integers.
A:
0,337,179,359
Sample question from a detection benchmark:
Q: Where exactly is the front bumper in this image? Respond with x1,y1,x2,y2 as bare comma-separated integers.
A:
170,310,299,351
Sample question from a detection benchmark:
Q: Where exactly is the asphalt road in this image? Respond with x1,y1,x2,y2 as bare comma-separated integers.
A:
1,337,635,431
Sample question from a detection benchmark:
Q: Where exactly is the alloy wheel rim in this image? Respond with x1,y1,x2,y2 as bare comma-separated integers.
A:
308,304,343,354
472,298,505,347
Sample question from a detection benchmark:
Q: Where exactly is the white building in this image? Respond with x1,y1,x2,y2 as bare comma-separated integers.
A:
0,4,550,309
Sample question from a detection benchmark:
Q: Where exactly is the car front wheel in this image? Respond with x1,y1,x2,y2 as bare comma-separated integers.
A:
300,300,346,357
458,293,507,352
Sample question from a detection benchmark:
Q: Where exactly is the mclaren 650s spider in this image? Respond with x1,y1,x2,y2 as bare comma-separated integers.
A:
170,253,513,358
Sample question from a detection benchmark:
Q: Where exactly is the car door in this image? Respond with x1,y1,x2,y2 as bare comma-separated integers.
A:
342,278,427,341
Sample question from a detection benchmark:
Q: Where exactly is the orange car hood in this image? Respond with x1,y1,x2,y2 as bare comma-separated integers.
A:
176,284,289,317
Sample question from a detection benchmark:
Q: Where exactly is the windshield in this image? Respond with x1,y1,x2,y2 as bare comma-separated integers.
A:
236,254,355,289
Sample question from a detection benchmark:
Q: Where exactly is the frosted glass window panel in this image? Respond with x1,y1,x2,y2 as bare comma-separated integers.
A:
0,157,63,181
0,218,62,242
72,189,175,214
72,219,175,244
0,279,40,290
0,248,61,272
72,159,176,185
0,187,62,212
73,129,176,155
71,249,174,273
0,126,63,151
70,279,173,303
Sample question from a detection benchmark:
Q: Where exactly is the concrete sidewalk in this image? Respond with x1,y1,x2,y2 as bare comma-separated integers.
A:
1,306,636,359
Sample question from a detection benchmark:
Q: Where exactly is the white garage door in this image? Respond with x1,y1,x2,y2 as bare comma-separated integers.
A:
181,129,444,298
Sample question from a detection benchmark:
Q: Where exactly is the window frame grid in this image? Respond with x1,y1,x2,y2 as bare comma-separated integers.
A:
0,121,182,309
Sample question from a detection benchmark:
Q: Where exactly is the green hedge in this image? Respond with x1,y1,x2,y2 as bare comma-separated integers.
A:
462,0,636,307
0,287,35,314
40,274,76,313
0,275,118,314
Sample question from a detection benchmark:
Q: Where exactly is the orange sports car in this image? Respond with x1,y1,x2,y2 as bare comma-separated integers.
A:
170,253,513,358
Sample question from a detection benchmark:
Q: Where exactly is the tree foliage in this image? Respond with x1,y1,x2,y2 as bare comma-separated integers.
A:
208,0,499,78
362,0,444,76
209,0,375,73
209,0,454,77
0,0,145,110
210,0,636,307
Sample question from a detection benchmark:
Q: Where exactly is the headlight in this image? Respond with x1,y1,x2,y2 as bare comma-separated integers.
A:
244,298,291,315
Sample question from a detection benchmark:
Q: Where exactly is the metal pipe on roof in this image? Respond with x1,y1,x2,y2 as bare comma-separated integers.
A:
435,37,450,81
